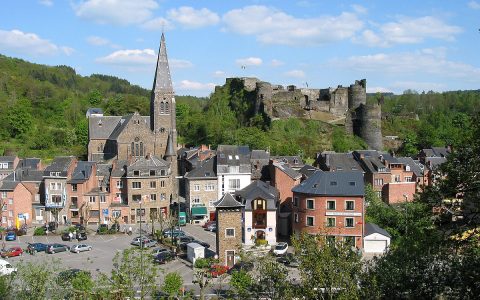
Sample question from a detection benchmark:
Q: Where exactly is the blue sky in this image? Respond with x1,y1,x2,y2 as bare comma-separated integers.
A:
0,0,479,96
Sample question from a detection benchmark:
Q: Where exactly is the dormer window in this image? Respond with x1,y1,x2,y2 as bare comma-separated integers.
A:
235,155,239,160
228,155,232,160
405,165,411,171
349,182,356,186
134,170,140,176
150,170,156,176
330,181,337,186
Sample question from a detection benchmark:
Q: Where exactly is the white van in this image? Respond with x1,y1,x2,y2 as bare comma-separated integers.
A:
0,259,17,276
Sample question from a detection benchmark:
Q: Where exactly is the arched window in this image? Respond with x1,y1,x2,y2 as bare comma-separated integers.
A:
135,144,139,156
131,142,134,155
165,102,169,114
140,142,144,156
160,102,164,114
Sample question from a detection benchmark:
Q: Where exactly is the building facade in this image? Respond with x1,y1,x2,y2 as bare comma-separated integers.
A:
216,145,251,199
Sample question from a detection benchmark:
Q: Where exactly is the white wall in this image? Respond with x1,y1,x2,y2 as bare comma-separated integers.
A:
217,173,251,199
364,233,390,253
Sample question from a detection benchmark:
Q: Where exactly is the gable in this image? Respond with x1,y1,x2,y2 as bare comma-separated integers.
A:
115,115,154,143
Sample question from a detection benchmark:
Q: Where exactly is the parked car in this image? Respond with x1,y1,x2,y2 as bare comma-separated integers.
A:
27,242,48,253
162,229,185,238
5,231,16,241
74,224,86,231
209,265,230,278
46,244,70,254
202,220,215,229
130,236,150,246
192,240,210,248
154,251,175,264
276,253,300,268
205,223,217,232
227,261,254,274
139,239,157,248
151,247,169,257
1,247,23,258
76,231,88,241
70,244,92,253
0,259,16,275
273,242,289,256
61,232,74,241
178,236,195,244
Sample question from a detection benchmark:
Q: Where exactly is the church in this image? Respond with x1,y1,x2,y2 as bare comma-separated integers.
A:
87,33,177,163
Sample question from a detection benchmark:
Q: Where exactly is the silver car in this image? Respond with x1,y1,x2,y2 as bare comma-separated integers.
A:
70,244,92,253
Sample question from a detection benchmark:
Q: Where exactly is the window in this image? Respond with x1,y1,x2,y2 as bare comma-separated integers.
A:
1,216,5,223
205,183,215,191
136,209,145,217
229,179,240,190
160,181,165,188
225,228,235,237
150,170,156,176
52,195,62,203
165,102,169,114
1,192,6,198
90,210,100,218
112,210,121,218
345,218,354,228
8,199,13,205
327,200,336,210
349,181,356,186
116,181,123,188
71,197,78,206
132,194,141,201
160,193,166,201
8,211,13,217
193,197,200,204
344,236,355,247
150,181,156,189
235,155,239,160
150,194,157,201
374,178,384,186
72,211,79,218
306,199,314,209
293,197,299,207
405,176,412,182
194,184,200,191
376,191,382,198
161,170,166,176
326,236,336,247
134,170,140,176
89,196,96,203
326,217,336,227
306,216,314,227
132,182,141,189
394,175,401,182
0,163,7,169
72,184,77,192
330,181,337,186
294,213,299,223
100,196,106,203
2,205,6,211
346,200,355,211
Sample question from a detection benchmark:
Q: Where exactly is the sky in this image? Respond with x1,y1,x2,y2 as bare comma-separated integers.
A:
0,0,479,97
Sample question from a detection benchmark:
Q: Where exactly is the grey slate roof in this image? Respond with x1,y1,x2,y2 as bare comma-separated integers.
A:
88,116,122,139
111,160,128,177
353,150,390,173
86,108,103,116
165,131,176,157
423,147,450,158
292,170,364,196
272,155,304,169
68,161,96,184
235,180,279,211
251,150,269,160
396,157,423,177
44,156,75,175
18,158,41,169
152,33,174,93
4,169,43,182
0,156,16,162
365,223,391,238
214,193,244,208
318,152,363,172
184,158,216,179
0,180,20,191
129,155,170,169
298,165,317,178
273,162,302,180
426,157,447,170
216,145,251,174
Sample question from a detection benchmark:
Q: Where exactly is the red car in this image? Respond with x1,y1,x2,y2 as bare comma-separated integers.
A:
1,247,23,258
202,220,215,229
209,265,230,278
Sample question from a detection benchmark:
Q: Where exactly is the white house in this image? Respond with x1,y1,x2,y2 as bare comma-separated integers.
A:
363,223,391,253
235,180,279,246
216,145,251,199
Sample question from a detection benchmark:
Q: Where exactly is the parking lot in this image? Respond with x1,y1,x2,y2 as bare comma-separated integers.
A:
1,223,217,285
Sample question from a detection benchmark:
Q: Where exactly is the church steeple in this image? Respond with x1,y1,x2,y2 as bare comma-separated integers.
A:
151,33,173,94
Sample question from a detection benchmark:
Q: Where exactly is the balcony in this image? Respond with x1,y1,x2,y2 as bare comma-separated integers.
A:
252,211,267,229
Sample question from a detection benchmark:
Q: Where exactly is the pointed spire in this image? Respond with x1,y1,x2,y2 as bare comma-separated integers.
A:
152,32,173,93
165,130,175,158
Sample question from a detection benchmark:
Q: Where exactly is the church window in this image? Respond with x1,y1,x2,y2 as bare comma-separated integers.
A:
140,142,144,156
131,142,134,155
135,144,139,156
165,102,169,114
160,102,164,114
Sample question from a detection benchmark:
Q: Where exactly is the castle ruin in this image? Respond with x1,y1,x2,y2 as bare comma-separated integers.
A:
228,77,382,150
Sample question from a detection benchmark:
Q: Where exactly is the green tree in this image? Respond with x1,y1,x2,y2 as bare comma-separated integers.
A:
250,255,292,300
162,272,183,299
6,98,33,137
230,270,253,299
75,118,89,147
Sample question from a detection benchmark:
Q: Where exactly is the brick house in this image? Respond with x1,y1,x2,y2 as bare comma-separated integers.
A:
235,180,279,246
0,181,33,228
109,160,129,224
0,156,19,180
292,170,365,248
184,157,217,224
178,145,216,198
9,167,44,225
215,193,244,268
43,156,77,224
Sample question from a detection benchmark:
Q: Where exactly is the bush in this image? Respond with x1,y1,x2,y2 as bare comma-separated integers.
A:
194,258,212,269
255,239,268,247
34,227,46,236
97,226,109,234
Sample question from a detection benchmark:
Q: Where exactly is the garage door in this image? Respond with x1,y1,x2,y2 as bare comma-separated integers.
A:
365,240,387,253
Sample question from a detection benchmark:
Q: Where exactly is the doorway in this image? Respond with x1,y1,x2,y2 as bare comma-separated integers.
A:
226,250,235,268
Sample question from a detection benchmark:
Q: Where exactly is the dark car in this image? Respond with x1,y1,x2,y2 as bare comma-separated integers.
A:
46,244,69,254
76,231,87,241
276,253,300,268
61,232,74,241
74,224,86,231
154,251,175,264
44,222,57,233
5,231,16,241
227,261,254,274
178,236,195,244
27,242,48,253
162,229,185,238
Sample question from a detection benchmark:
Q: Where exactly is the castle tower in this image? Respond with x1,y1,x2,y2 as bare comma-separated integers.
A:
151,33,177,157
215,193,244,268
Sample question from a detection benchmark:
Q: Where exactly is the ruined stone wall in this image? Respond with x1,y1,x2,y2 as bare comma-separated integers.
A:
357,103,383,150
348,79,367,109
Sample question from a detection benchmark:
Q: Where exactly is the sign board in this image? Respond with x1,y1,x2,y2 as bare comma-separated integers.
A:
325,212,362,217
102,208,109,216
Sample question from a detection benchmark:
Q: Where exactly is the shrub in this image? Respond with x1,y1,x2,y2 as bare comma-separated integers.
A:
34,227,46,236
97,226,109,234
194,258,212,269
255,239,269,247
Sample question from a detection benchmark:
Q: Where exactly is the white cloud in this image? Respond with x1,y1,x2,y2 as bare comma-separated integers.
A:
270,59,284,67
222,5,363,45
0,29,72,56
334,48,480,81
236,57,262,66
39,0,53,6
167,6,219,28
354,16,462,47
284,70,306,78
366,86,393,93
73,0,158,25
141,17,174,31
86,36,109,46
170,59,193,68
176,80,216,91
468,1,480,9
351,4,367,14
213,70,225,78
96,49,156,65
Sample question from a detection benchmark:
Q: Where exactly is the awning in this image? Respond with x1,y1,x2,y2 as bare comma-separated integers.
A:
191,206,208,216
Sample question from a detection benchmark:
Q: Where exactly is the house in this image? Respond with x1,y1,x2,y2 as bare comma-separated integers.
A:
43,156,77,224
271,155,304,170
250,150,270,180
292,170,365,248
314,151,363,172
126,155,173,223
0,156,19,180
235,180,279,246
0,181,33,228
215,193,244,268
363,223,391,253
184,157,217,224
216,145,251,199
298,164,317,180
178,145,215,197
109,160,129,224
86,108,103,118
66,161,99,225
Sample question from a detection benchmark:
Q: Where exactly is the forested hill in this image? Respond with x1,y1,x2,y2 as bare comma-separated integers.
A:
0,54,205,160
